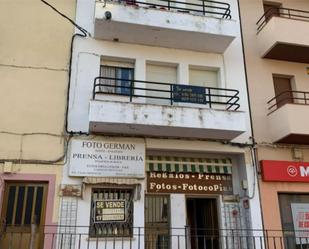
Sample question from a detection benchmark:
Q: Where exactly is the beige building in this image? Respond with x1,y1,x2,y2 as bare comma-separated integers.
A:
0,0,75,248
239,0,309,240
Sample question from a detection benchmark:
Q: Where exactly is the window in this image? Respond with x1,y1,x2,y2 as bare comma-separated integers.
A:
1,183,47,226
90,188,134,237
100,59,134,96
278,194,309,249
146,63,177,105
189,67,218,88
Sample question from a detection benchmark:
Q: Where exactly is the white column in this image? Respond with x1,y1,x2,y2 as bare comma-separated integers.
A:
178,63,189,85
170,194,187,249
135,58,146,103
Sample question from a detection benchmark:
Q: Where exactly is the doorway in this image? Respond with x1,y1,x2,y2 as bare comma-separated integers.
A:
0,182,48,249
145,195,170,249
187,198,219,249
273,75,294,108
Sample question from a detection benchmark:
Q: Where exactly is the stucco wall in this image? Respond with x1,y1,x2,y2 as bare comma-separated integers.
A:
239,0,309,230
0,0,76,223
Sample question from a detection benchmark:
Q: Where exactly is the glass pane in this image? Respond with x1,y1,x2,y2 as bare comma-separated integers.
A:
116,68,132,95
5,186,16,225
24,186,34,225
15,186,25,225
34,187,44,224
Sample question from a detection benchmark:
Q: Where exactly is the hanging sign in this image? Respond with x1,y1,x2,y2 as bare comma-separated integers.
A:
147,172,233,194
261,160,309,182
173,85,206,104
94,200,126,222
69,138,145,178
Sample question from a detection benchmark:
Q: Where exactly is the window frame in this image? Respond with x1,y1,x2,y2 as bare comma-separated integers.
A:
99,65,135,96
89,187,134,238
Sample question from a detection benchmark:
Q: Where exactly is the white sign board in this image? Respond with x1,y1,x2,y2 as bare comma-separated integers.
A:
69,138,145,178
291,203,309,244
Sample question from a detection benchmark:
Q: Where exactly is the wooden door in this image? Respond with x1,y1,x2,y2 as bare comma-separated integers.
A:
0,182,48,249
145,195,170,249
263,3,280,20
187,198,219,249
273,76,293,108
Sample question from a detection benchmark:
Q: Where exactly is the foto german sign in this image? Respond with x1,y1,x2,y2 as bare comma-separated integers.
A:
261,160,309,182
173,85,206,104
147,172,233,194
94,200,126,222
69,138,145,178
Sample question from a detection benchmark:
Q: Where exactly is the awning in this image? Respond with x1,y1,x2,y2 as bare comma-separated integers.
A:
146,156,232,174
82,177,142,200
83,177,141,185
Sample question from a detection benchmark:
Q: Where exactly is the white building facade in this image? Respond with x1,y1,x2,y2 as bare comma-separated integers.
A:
59,0,263,248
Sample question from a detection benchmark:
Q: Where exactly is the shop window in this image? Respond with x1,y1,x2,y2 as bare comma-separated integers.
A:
89,188,134,237
278,194,309,249
100,59,134,96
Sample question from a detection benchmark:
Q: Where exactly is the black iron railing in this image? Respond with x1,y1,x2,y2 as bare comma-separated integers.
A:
2,226,309,249
93,76,240,110
257,7,309,32
267,90,309,114
107,0,231,19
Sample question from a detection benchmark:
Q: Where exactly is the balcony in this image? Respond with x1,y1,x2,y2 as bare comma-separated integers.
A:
256,7,309,63
88,77,246,140
267,91,309,144
94,0,237,53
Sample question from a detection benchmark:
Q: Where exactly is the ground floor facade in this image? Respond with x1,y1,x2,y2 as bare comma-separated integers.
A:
0,136,266,249
258,147,309,249
54,136,261,249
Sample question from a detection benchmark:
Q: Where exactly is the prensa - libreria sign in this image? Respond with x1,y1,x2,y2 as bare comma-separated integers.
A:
69,138,145,178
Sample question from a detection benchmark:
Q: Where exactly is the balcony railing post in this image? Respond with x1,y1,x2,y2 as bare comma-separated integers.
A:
130,79,133,102
202,0,205,15
168,0,171,11
138,227,141,249
170,84,173,105
208,88,212,109
185,226,190,249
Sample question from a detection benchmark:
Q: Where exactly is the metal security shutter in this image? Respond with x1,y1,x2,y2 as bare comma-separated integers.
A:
146,156,232,174
189,68,218,88
146,64,177,104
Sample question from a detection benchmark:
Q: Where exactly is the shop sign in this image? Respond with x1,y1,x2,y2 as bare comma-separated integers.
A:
261,160,309,182
59,184,82,197
173,85,206,104
291,203,309,244
147,172,233,194
69,138,145,178
94,200,126,222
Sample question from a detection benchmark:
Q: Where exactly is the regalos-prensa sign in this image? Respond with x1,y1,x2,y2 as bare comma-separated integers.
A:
69,138,145,178
261,160,309,182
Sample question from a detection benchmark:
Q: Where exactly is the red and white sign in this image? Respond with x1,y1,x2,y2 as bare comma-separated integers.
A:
261,160,309,182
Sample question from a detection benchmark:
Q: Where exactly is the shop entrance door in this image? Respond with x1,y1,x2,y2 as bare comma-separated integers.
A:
0,182,48,249
187,198,219,249
145,195,170,249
